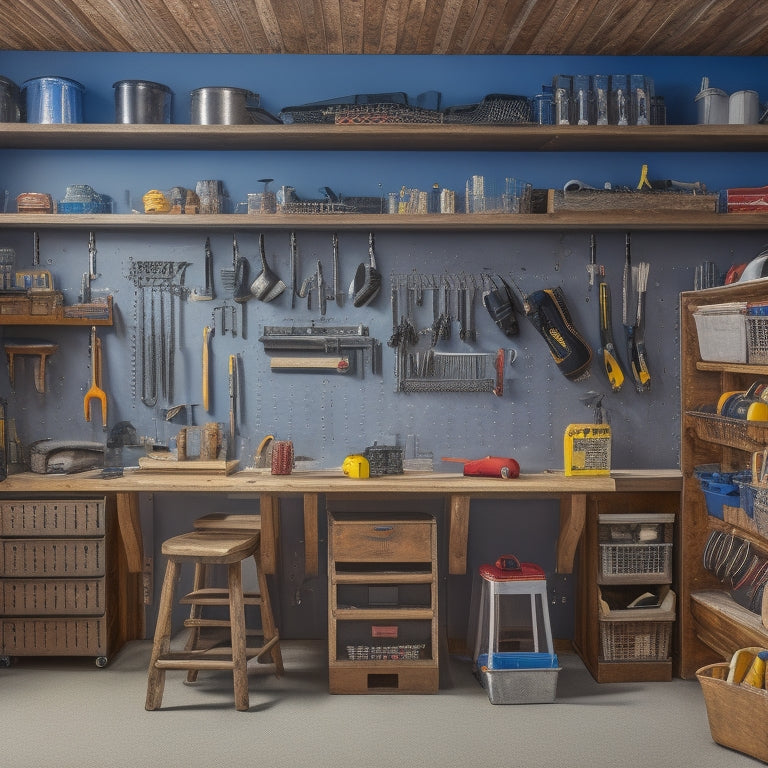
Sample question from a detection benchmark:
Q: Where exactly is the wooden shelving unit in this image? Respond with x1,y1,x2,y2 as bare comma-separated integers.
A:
1,122,766,152
679,281,768,679
573,492,680,682
327,511,439,694
1,123,766,232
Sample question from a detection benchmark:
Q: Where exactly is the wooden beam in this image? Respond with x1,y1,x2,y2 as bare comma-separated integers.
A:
259,493,279,574
303,493,319,577
447,494,470,574
115,491,143,573
557,493,587,573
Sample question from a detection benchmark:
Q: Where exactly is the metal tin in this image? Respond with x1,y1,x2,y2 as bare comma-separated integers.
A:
113,79,172,124
190,86,260,124
21,76,84,123
0,76,23,122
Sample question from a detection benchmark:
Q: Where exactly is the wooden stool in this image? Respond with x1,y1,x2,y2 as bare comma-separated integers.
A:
184,514,283,679
145,531,260,711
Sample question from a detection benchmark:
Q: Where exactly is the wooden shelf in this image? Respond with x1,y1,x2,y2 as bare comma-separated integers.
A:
1,123,766,152
2,211,767,232
697,361,768,375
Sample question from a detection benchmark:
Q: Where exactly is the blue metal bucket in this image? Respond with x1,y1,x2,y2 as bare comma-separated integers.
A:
21,76,84,123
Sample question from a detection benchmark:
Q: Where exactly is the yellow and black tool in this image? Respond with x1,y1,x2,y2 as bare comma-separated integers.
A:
598,281,626,392
592,234,625,392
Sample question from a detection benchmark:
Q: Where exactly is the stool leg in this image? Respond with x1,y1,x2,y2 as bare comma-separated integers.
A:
487,583,499,669
254,548,283,676
184,562,208,683
145,558,180,711
473,580,488,668
539,588,555,655
228,561,249,711
530,593,540,652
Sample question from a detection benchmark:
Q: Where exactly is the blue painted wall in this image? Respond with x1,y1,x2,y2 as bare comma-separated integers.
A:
0,51,765,641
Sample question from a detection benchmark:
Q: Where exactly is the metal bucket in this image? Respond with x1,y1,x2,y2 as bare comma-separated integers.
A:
190,86,260,124
21,76,84,123
0,76,23,122
113,80,172,124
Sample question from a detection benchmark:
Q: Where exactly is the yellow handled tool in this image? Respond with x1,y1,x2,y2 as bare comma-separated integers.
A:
598,281,626,393
83,326,107,426
202,325,211,412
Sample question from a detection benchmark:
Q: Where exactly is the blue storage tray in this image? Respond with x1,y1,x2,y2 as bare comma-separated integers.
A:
477,652,559,670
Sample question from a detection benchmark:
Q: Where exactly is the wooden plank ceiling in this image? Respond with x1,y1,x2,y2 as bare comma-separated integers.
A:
1,0,767,55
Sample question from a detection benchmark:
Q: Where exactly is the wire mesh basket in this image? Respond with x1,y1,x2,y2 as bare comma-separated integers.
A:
334,104,444,124
346,643,426,661
444,94,532,124
599,542,673,583
752,485,768,537
600,618,673,661
687,411,768,453
747,315,768,364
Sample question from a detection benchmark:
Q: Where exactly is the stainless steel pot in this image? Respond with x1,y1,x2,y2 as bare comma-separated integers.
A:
190,86,260,124
0,76,22,122
113,80,172,124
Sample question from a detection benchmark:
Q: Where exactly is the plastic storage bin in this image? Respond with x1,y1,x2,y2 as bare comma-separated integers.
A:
475,652,560,704
693,303,748,363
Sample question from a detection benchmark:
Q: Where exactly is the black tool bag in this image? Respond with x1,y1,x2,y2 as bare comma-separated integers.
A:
524,287,592,381
482,276,520,337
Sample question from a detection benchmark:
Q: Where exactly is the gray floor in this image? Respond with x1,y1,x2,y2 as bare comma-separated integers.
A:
0,638,758,768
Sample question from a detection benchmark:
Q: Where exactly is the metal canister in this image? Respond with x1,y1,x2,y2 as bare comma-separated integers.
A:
21,76,84,123
113,80,172,124
190,86,260,124
0,76,22,122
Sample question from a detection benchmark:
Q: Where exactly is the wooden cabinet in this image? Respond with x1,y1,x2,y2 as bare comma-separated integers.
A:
327,511,439,693
573,492,679,682
0,496,139,666
679,281,768,679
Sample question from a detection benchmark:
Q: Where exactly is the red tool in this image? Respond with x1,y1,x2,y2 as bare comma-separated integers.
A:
441,455,520,479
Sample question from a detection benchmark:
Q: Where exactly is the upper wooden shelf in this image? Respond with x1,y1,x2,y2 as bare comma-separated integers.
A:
0,123,766,152
2,211,768,232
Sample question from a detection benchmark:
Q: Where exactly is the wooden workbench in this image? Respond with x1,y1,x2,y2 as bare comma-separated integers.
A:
0,467,681,577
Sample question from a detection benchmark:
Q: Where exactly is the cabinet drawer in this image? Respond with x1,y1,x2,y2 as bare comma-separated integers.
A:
0,539,106,577
1,618,107,656
1,578,106,615
0,498,106,537
330,515,434,562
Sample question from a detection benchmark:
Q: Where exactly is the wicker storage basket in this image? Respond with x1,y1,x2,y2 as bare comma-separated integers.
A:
697,662,768,763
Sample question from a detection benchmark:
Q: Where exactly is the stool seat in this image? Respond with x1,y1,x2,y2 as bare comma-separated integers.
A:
161,531,258,562
479,561,545,582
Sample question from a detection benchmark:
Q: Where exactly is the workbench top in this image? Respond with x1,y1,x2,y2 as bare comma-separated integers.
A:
0,468,682,496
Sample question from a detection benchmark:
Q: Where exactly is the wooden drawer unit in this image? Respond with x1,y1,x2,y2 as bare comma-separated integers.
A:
0,498,120,667
328,512,438,694
329,514,434,563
